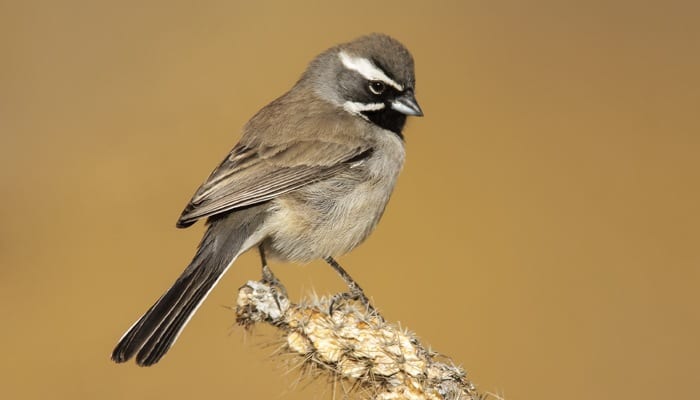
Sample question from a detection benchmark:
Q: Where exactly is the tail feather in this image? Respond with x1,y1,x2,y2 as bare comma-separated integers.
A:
111,207,267,366
111,249,230,366
139,274,220,366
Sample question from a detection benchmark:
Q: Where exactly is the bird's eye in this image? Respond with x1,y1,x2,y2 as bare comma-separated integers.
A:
368,81,386,95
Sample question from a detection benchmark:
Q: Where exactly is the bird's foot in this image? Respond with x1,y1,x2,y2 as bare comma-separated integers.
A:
258,246,288,311
329,289,382,320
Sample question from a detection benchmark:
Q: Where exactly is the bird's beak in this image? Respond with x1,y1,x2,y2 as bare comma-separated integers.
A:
391,92,423,116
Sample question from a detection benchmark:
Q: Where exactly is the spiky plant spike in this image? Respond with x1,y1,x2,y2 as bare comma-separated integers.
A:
236,278,485,400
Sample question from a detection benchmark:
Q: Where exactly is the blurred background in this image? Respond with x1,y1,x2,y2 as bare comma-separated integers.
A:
2,1,698,399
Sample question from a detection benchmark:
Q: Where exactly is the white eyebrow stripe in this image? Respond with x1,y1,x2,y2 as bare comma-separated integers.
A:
339,51,403,91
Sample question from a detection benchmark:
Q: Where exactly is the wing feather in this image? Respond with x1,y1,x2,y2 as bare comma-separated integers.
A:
176,140,371,228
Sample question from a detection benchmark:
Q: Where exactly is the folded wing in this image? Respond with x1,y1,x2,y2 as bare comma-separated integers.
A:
176,139,372,228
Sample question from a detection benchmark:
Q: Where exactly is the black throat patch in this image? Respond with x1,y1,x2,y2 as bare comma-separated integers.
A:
361,108,407,139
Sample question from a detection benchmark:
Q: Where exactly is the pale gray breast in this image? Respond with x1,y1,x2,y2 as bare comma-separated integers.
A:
263,130,405,263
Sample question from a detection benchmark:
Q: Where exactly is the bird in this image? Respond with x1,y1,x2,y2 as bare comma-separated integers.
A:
111,33,423,366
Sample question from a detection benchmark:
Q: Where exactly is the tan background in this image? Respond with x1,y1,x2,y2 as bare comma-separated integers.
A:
2,1,698,399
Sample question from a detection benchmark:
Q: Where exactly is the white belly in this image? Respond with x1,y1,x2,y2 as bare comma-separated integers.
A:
262,133,405,262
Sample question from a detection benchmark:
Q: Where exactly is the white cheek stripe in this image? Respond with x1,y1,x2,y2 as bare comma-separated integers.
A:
339,51,403,91
343,101,385,117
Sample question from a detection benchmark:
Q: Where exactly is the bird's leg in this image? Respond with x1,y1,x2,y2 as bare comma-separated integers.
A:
259,244,276,283
259,244,287,301
324,256,381,319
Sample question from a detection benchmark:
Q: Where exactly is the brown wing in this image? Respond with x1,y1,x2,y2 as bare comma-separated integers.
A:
176,138,372,228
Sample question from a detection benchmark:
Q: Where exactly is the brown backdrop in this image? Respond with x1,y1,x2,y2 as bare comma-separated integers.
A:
2,1,699,399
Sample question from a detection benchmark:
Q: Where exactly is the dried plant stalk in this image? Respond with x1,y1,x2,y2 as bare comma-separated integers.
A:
235,277,485,400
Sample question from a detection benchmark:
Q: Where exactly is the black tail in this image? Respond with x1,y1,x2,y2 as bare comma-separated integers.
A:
111,209,265,366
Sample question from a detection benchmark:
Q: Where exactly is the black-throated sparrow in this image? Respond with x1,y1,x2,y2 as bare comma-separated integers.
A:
112,33,422,366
